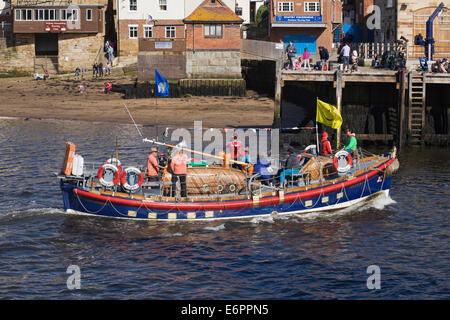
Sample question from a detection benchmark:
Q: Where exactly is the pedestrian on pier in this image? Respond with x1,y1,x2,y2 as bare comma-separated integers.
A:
286,41,297,70
341,43,351,72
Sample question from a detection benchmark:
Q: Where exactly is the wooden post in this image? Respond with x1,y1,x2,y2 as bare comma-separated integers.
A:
335,70,343,149
273,59,282,128
398,70,406,150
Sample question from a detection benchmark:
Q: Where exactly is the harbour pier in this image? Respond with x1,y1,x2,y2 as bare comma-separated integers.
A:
241,40,450,148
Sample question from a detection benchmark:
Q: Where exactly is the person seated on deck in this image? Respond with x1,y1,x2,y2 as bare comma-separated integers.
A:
34,73,42,80
147,147,165,183
279,148,301,187
343,128,357,156
43,70,50,80
240,147,254,176
253,153,272,185
170,148,189,198
321,132,332,156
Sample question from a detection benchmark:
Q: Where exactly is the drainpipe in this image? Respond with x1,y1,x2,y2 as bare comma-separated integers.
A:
116,0,120,57
193,23,195,53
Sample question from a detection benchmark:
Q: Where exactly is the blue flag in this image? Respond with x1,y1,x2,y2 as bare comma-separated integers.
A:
155,69,169,97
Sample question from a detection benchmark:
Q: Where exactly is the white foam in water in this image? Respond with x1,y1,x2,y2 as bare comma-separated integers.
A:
360,193,397,211
204,224,225,231
248,215,275,224
163,232,183,237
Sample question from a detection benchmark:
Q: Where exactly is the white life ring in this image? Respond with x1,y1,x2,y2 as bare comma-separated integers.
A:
105,158,122,172
333,150,353,173
97,163,120,188
304,145,317,155
120,167,144,192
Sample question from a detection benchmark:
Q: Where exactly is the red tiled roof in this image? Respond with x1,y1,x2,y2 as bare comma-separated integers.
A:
184,0,243,23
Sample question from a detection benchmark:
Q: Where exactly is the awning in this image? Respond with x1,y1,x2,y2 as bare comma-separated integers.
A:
272,23,327,28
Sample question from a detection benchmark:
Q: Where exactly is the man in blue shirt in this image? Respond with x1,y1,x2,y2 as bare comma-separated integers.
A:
286,41,297,70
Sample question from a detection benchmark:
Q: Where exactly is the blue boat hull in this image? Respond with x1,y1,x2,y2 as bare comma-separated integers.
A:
60,171,392,221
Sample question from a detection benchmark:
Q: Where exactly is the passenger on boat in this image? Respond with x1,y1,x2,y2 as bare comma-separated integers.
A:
147,147,164,182
321,132,332,156
170,149,189,197
227,136,244,169
343,128,357,156
279,148,301,187
254,153,272,184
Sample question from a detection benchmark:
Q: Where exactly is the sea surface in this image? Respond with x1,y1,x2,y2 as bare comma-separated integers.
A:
0,118,448,299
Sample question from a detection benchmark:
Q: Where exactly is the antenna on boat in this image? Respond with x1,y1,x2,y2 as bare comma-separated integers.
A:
123,103,144,138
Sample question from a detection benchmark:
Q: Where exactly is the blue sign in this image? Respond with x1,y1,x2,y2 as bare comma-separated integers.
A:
275,15,323,23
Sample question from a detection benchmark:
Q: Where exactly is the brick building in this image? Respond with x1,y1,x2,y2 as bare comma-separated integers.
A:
342,0,374,42
0,0,114,74
137,0,243,80
184,0,243,78
268,0,343,58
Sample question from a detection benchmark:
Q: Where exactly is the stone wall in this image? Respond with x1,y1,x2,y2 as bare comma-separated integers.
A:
186,50,242,79
58,33,105,72
0,33,34,73
138,52,186,80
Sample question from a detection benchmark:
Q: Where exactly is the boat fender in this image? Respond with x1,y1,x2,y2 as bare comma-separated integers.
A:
120,167,144,192
97,163,120,188
333,150,353,173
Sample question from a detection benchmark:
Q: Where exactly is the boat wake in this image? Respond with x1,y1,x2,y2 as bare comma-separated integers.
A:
0,207,65,222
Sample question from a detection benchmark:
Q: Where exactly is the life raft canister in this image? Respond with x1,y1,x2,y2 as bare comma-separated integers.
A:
333,150,353,173
120,167,144,192
97,163,121,188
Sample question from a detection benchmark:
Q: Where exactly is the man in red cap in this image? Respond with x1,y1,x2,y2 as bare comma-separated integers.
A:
321,132,332,156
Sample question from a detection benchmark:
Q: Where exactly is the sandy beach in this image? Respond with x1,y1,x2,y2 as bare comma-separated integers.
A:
0,75,274,127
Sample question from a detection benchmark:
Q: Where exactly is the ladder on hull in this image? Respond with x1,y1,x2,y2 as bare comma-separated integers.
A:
408,72,426,145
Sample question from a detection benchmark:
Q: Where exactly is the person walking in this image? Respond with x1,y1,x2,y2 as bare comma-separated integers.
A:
98,63,104,77
74,67,80,80
92,63,98,78
351,49,359,72
286,41,297,70
341,43,351,72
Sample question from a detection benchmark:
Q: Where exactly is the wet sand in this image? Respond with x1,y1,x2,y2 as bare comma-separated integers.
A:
0,75,274,127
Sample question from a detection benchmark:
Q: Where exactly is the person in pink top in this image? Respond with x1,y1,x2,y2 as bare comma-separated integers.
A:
301,48,311,71
170,149,189,197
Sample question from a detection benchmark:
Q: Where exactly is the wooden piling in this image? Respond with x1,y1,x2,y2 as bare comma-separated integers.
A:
335,70,343,149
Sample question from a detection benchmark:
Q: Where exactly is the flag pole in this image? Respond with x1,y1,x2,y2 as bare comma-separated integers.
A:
315,98,320,155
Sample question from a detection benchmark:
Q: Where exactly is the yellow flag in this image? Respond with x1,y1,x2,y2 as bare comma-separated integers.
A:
316,98,343,129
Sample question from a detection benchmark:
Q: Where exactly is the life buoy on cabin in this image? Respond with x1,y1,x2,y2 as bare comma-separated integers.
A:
105,158,122,173
120,167,144,192
333,150,353,173
97,163,120,188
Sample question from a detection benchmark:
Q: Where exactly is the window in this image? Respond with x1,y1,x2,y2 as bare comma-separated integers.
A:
204,24,222,38
304,2,320,12
33,9,56,21
159,0,167,11
386,0,393,8
278,2,293,12
144,25,153,38
86,9,92,21
129,25,138,39
165,26,175,38
130,0,137,11
60,9,78,21
235,7,242,16
15,9,32,21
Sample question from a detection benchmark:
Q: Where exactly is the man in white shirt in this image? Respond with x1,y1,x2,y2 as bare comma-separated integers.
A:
341,43,351,72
